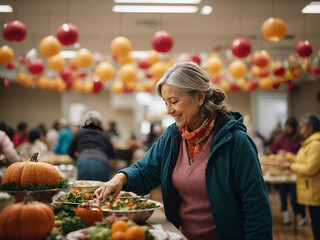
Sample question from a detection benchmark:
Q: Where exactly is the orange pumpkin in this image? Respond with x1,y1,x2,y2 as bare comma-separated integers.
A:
2,152,60,188
0,194,55,240
75,202,103,226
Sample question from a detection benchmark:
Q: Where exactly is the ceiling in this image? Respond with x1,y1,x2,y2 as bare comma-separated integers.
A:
0,0,319,61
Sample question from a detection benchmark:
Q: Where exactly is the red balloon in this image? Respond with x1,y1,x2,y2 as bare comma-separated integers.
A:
18,55,26,64
56,23,79,46
145,71,153,79
288,81,295,92
3,20,26,42
231,37,251,58
60,67,73,82
151,30,173,53
3,78,10,89
249,81,259,90
252,57,268,68
79,72,87,78
274,66,285,76
313,66,320,76
189,53,201,66
6,61,15,70
273,82,280,89
138,59,151,69
92,76,103,93
27,58,44,75
230,83,239,92
296,40,312,58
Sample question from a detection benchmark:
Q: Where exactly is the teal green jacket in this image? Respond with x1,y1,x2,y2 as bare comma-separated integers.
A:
120,112,273,239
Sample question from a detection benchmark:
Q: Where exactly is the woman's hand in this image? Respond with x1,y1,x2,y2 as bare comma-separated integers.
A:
94,173,128,201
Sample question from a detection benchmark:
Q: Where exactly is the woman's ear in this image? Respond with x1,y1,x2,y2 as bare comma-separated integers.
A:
198,91,205,105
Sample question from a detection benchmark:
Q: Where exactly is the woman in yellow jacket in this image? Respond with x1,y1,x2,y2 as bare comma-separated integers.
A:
283,113,320,240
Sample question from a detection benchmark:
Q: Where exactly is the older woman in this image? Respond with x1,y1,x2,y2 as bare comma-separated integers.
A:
95,62,272,239
284,114,320,240
68,110,116,182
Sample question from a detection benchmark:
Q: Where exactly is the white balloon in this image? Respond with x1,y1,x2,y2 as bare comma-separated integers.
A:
25,48,38,61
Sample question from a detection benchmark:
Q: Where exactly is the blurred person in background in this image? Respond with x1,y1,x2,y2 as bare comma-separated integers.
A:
270,117,306,226
0,122,21,164
19,127,49,159
282,113,320,240
96,62,272,240
105,121,119,140
68,110,116,182
12,121,29,148
46,120,59,150
54,118,73,155
144,124,160,151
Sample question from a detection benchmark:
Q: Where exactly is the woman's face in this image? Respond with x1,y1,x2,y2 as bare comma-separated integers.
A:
161,83,203,131
285,123,294,135
299,122,313,139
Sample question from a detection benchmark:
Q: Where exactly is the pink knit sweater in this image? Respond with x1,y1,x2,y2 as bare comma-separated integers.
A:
0,130,21,164
172,134,219,240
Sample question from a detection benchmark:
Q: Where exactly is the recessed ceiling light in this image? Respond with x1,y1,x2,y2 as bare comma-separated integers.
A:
114,0,201,3
201,5,212,15
302,1,320,14
113,5,198,13
0,5,13,13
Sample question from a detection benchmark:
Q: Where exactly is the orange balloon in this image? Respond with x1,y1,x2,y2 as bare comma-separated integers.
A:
82,80,93,93
134,82,146,92
259,77,273,90
228,60,246,79
112,80,124,94
94,62,115,81
55,77,67,93
16,72,27,85
117,52,134,65
110,36,132,57
39,35,61,58
207,57,223,74
252,50,270,68
146,50,160,65
72,78,83,92
151,61,170,80
37,76,48,89
76,48,93,68
242,81,251,91
144,79,156,92
251,65,261,78
119,64,137,83
236,78,246,88
48,54,66,71
24,75,35,87
262,17,287,42
220,81,231,92
0,45,14,65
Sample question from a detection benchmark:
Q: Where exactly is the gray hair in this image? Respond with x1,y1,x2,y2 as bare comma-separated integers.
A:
81,110,102,128
155,62,229,120
300,113,320,132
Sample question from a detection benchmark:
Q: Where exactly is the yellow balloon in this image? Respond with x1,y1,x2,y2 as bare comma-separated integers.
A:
72,78,83,92
16,72,27,85
76,48,93,68
48,54,66,71
54,77,67,93
110,36,132,57
0,45,14,65
220,81,231,92
117,52,134,65
207,57,223,74
151,61,170,80
37,76,48,89
39,35,61,58
82,81,93,93
119,64,137,83
228,60,246,79
94,62,115,81
112,80,124,94
146,50,160,65
259,77,273,90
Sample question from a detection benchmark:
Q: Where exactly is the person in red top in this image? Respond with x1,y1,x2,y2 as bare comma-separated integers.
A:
12,121,29,148
270,117,306,226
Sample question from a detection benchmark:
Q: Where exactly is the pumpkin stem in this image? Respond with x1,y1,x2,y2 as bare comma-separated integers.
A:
30,152,39,162
23,192,33,204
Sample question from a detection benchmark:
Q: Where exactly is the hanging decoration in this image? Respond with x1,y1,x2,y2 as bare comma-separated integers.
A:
94,62,115,81
56,23,79,46
296,40,312,58
39,36,61,58
0,45,14,65
3,78,10,89
2,20,27,42
261,17,287,42
151,30,174,53
110,36,132,58
230,37,251,58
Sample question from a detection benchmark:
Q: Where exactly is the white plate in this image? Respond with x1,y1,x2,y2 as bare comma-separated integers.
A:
101,199,163,213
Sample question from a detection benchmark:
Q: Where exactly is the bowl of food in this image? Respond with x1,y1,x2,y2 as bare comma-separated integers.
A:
69,180,105,191
101,197,163,223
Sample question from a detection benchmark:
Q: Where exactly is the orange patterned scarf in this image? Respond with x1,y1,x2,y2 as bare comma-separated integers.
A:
180,114,216,163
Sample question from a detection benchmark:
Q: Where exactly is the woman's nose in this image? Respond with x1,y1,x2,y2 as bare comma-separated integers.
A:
166,105,173,114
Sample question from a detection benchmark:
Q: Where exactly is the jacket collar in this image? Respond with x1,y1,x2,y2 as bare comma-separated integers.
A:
302,131,320,146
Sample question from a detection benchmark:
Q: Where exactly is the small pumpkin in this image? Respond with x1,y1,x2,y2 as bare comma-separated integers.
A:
0,194,55,240
2,152,61,188
75,201,103,226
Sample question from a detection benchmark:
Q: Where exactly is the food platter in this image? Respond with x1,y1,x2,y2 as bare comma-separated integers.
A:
102,199,163,223
69,180,105,191
6,188,65,203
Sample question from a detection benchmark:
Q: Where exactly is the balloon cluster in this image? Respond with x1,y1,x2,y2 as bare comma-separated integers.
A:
1,18,319,94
